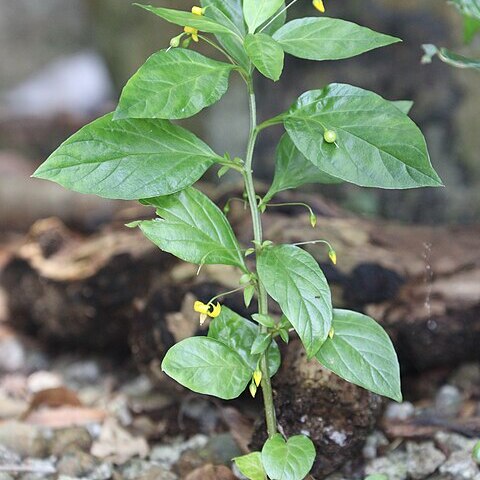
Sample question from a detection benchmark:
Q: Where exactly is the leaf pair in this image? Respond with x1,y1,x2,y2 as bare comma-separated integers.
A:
235,434,316,480
161,307,281,400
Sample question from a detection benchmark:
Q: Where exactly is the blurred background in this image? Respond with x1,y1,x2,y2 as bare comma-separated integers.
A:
1,0,479,236
0,2,480,479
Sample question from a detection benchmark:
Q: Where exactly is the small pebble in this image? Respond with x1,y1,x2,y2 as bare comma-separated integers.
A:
439,450,480,479
384,402,415,421
406,441,446,480
435,385,463,418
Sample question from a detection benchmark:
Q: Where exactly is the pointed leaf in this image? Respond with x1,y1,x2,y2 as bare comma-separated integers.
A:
262,434,315,480
136,4,236,34
208,306,281,376
137,187,246,270
115,49,235,120
251,333,272,355
162,337,251,399
243,0,284,33
391,100,414,115
265,133,341,202
200,0,251,70
316,309,402,401
245,33,284,81
273,17,400,61
234,452,266,480
422,44,480,70
33,114,220,200
257,245,332,357
285,84,442,189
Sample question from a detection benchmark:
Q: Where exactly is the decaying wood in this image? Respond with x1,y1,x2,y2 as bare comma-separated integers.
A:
1,188,480,373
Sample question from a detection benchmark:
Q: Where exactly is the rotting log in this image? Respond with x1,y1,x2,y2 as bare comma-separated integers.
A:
1,188,480,372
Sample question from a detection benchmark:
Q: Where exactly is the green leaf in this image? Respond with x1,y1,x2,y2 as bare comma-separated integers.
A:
136,4,237,35
262,434,316,480
244,285,255,307
244,33,284,81
262,2,286,36
252,313,275,328
450,0,480,21
273,17,400,61
208,306,281,376
257,245,332,358
137,187,246,270
316,309,402,402
234,452,266,480
115,49,235,120
33,114,220,200
285,83,442,189
464,15,480,43
422,44,480,70
243,0,284,33
200,0,251,70
162,336,251,399
251,333,272,355
264,134,341,202
391,100,414,115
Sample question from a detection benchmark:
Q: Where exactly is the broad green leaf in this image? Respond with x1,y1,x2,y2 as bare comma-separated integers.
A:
422,44,480,70
33,114,220,200
252,313,275,328
262,434,315,480
115,49,235,120
162,336,251,399
273,17,400,61
391,100,414,115
285,84,442,189
243,0,284,33
316,309,402,402
464,15,480,43
450,0,480,21
262,2,287,36
245,33,284,81
200,0,251,70
136,4,237,35
208,307,281,376
264,134,341,203
257,245,332,358
251,333,272,355
137,187,246,270
234,452,266,480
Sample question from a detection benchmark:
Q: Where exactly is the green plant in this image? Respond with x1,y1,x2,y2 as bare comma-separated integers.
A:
422,0,480,70
33,1,443,478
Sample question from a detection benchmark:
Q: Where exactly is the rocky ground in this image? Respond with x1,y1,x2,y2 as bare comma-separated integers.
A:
1,322,480,480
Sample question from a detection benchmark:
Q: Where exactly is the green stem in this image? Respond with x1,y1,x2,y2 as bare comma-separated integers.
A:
243,79,277,438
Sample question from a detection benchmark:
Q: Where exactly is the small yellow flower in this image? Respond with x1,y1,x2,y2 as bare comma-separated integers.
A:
194,301,221,325
191,6,205,16
328,327,335,339
253,370,262,387
184,26,199,42
313,0,326,13
328,248,337,265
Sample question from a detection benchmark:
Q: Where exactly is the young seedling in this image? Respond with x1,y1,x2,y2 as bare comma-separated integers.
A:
33,1,443,478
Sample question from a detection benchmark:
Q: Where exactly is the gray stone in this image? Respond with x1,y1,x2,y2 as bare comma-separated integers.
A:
439,450,480,479
435,385,463,418
0,422,48,458
406,441,446,479
49,427,92,456
435,431,479,454
0,445,21,464
449,364,480,394
57,451,97,477
149,435,208,469
0,336,26,372
365,451,408,480
363,431,389,460
384,402,415,421
0,474,14,480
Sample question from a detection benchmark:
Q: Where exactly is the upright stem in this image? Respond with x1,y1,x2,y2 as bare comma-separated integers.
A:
243,80,277,438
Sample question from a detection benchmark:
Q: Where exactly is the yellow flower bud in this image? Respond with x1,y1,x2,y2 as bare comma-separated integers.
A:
328,327,335,339
328,248,337,265
184,26,199,42
310,212,317,228
253,370,262,387
313,0,326,13
249,381,257,398
191,6,205,16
